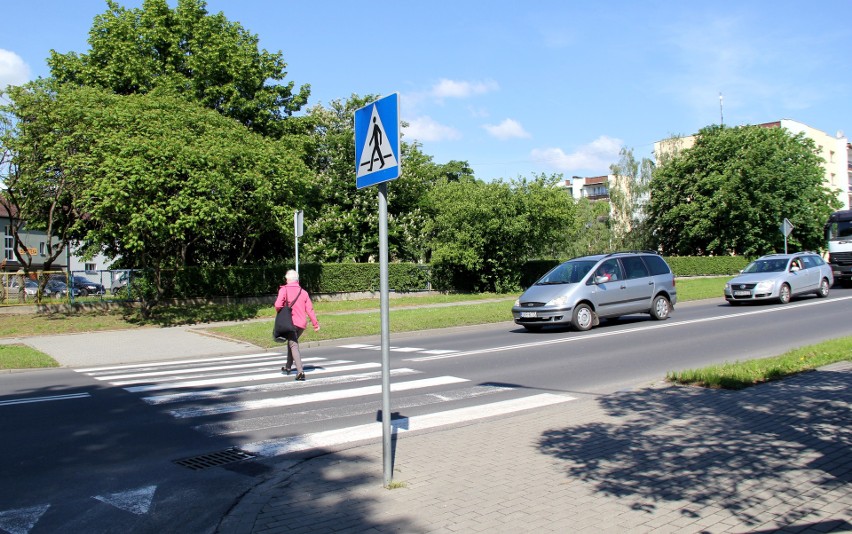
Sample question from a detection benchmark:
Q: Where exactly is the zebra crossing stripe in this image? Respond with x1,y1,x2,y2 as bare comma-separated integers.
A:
339,343,459,356
89,357,335,382
94,358,336,386
194,383,515,437
122,363,382,393
141,369,422,406
75,352,283,373
166,376,469,419
243,393,575,457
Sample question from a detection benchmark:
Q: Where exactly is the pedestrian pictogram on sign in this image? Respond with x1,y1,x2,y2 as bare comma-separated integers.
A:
354,93,400,189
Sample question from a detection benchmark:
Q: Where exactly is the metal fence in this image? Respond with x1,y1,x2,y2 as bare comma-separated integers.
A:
0,269,137,306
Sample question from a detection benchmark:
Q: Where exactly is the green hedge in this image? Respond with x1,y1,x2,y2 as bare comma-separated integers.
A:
663,256,750,276
133,262,430,300
127,256,748,301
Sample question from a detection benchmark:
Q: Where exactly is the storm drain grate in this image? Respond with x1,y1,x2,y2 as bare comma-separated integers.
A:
173,447,256,471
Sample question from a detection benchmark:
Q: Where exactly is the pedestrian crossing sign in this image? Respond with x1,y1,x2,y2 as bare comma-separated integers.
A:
354,93,400,189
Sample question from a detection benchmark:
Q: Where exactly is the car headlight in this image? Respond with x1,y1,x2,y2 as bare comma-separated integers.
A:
514,299,520,306
755,280,775,292
546,295,570,307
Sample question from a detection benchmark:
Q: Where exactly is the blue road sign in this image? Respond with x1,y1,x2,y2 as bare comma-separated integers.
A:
354,93,400,189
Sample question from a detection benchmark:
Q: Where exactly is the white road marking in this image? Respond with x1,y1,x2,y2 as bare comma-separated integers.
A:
407,295,852,361
93,485,157,515
243,393,575,457
193,383,515,436
75,351,283,373
0,392,91,407
93,357,335,382
141,368,422,405
122,362,382,393
340,343,459,356
167,376,469,418
0,504,50,534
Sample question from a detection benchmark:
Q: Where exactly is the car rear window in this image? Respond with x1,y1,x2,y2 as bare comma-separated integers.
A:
641,255,671,276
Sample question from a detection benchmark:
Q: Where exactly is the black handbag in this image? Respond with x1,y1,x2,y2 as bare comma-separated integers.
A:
273,288,302,342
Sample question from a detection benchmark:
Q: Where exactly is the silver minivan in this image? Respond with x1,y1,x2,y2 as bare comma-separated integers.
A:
512,251,677,332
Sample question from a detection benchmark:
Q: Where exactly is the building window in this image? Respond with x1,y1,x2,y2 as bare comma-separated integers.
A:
85,262,97,272
39,242,45,256
3,226,12,261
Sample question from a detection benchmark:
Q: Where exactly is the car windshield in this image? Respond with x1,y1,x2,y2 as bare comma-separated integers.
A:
743,259,788,273
826,220,852,241
535,260,596,285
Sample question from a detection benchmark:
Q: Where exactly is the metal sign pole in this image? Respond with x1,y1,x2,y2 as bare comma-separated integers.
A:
294,210,303,275
378,182,392,487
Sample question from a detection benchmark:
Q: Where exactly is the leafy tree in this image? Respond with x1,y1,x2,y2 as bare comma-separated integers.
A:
609,147,654,250
427,174,576,292
648,124,840,256
47,0,309,138
298,95,448,263
0,80,83,276
3,83,310,310
563,198,613,258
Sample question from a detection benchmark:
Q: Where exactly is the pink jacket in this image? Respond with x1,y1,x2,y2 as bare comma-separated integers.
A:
274,282,319,330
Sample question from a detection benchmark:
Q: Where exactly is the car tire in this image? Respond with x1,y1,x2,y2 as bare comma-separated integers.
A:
571,303,595,331
650,295,671,320
78,289,88,297
778,283,791,304
522,325,542,332
816,278,830,298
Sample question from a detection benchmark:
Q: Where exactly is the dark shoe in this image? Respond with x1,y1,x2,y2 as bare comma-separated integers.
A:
282,367,291,375
295,372,305,381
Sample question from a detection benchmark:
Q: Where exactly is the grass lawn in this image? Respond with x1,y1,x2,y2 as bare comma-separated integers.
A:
0,344,60,370
667,336,852,389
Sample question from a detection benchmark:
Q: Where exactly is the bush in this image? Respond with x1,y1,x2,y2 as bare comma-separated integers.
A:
134,262,430,300
663,256,751,276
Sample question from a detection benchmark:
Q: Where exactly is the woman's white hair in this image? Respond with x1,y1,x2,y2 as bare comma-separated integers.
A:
285,269,299,283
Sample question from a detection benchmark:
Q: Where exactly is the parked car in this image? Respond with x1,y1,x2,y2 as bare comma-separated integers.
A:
511,251,678,332
49,274,105,297
111,271,131,295
44,278,79,299
4,278,45,299
724,252,833,305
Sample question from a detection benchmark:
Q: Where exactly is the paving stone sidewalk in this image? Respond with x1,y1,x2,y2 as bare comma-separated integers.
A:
218,362,852,534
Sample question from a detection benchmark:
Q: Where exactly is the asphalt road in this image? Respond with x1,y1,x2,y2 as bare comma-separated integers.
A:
1,289,850,533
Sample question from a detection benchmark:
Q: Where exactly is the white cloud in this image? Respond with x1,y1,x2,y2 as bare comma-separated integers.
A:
483,118,531,140
430,78,499,99
0,49,31,88
530,135,623,173
403,116,462,142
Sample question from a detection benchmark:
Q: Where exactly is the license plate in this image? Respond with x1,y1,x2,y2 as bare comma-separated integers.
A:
733,290,750,297
520,311,537,318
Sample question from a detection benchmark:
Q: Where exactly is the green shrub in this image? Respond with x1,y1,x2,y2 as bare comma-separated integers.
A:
663,256,751,276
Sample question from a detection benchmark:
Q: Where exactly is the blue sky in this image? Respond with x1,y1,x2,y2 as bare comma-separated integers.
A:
2,1,851,182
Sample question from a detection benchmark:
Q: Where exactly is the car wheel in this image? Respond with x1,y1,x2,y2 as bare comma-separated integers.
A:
78,289,88,297
816,278,830,298
571,303,595,331
522,325,542,332
650,295,671,320
778,283,791,304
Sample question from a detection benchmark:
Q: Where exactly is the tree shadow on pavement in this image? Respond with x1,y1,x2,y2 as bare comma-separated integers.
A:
537,367,852,531
223,448,423,534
